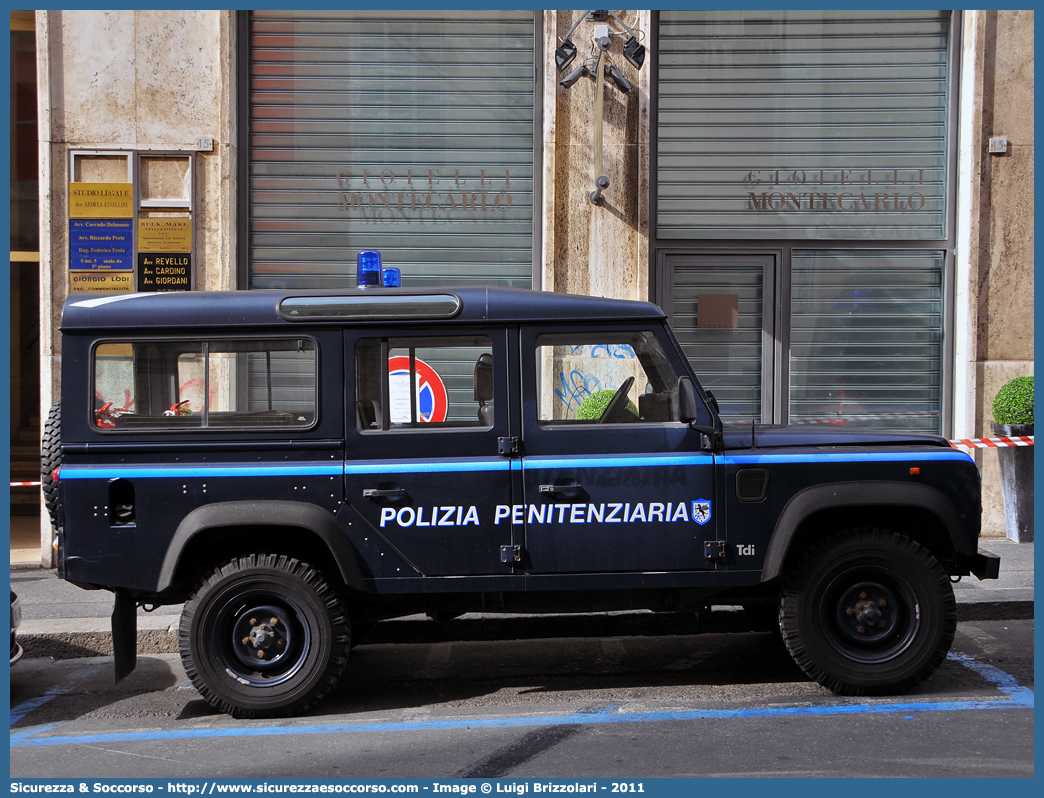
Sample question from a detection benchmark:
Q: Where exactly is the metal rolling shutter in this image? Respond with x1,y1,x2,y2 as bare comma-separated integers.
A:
247,11,536,289
672,257,766,422
657,10,950,240
789,250,943,432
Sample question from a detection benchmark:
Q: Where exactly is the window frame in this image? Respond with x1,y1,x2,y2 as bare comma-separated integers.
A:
649,10,960,435
353,333,497,434
533,330,687,428
89,335,320,434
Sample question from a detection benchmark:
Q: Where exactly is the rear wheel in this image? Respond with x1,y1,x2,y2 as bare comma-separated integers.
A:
179,553,350,718
780,529,955,695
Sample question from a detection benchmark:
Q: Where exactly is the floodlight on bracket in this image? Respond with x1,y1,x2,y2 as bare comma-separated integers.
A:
554,10,647,206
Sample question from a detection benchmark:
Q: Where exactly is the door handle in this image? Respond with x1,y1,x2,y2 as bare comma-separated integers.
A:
363,488,407,499
538,482,582,496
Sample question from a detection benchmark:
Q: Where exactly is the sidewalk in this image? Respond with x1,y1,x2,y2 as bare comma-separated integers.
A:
9,514,44,569
11,525,1033,661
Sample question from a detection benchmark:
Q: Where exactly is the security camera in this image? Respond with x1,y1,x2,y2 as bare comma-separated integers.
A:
560,64,590,88
605,64,632,93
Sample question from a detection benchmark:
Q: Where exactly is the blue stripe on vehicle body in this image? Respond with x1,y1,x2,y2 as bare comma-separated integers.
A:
58,463,343,480
523,454,711,470
58,459,512,480
723,450,974,466
526,450,970,470
344,458,511,475
57,451,971,481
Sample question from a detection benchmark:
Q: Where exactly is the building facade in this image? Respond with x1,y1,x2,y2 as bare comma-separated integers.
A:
13,10,1034,563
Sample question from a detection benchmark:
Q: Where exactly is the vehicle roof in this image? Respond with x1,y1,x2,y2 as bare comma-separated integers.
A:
61,287,666,331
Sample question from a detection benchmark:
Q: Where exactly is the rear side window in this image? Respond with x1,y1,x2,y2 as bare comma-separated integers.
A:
92,338,317,430
355,335,493,430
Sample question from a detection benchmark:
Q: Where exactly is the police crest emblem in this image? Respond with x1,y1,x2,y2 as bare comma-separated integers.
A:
692,499,712,525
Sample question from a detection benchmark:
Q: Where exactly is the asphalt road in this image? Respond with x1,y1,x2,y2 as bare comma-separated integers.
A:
9,618,1034,779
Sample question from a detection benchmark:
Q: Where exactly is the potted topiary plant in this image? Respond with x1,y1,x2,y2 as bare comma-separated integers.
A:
991,376,1033,542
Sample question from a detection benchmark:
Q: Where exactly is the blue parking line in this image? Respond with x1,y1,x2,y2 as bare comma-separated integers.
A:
9,663,104,726
8,652,1032,749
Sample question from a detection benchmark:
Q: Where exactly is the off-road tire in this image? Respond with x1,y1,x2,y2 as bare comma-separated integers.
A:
780,529,956,695
179,553,350,718
41,401,62,527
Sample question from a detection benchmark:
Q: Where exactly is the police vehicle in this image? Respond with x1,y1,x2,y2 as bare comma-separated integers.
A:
47,286,999,718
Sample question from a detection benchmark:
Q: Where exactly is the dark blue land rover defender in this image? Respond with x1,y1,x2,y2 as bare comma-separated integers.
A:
47,288,999,717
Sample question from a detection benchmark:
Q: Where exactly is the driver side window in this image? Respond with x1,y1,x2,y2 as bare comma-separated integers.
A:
535,331,682,425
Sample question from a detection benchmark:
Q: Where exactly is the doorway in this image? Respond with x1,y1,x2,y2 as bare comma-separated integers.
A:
660,253,777,424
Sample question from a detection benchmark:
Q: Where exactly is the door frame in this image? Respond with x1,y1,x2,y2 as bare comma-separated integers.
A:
658,249,782,424
516,319,721,575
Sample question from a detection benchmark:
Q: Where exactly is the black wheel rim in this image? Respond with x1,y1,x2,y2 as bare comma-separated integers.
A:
819,566,920,664
211,590,312,687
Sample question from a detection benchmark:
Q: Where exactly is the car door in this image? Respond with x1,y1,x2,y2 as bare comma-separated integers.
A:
519,323,719,574
343,327,520,576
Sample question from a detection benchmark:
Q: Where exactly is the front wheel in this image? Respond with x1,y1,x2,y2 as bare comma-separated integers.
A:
780,529,956,695
179,553,350,718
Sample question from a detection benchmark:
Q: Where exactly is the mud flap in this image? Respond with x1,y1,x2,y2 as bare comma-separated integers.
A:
111,589,138,682
970,548,1001,580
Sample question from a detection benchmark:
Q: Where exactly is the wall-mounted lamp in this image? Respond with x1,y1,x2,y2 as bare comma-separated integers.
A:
622,36,646,70
555,39,578,72
555,10,647,205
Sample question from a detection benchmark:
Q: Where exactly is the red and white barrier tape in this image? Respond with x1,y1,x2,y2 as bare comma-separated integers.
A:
10,480,42,487
949,436,1034,450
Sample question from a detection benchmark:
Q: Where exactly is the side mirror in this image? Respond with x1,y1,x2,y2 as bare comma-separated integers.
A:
679,377,700,422
680,377,722,452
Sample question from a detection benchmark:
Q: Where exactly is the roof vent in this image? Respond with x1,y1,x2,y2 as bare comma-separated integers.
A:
278,293,461,321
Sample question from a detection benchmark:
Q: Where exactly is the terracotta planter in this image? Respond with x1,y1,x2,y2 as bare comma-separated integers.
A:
991,421,1034,542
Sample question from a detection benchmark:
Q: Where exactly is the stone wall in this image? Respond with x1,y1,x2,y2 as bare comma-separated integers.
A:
35,9,235,558
956,10,1035,537
541,11,651,303
37,8,236,399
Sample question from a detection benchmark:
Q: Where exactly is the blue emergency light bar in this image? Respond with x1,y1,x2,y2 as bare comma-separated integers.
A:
356,250,382,287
